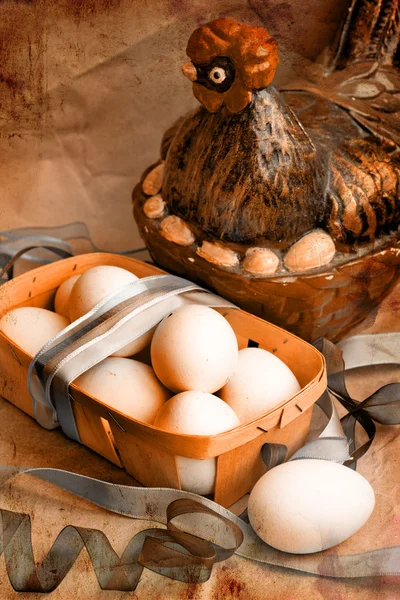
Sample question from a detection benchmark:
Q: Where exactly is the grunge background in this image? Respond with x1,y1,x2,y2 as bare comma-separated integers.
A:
0,1,399,598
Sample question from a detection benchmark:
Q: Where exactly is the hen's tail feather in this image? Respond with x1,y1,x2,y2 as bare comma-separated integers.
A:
327,139,400,243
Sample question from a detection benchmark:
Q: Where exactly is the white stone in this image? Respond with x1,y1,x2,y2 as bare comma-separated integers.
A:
142,163,164,196
284,230,336,272
160,215,195,246
197,241,239,267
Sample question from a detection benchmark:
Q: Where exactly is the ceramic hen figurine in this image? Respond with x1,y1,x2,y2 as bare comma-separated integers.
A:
133,6,400,342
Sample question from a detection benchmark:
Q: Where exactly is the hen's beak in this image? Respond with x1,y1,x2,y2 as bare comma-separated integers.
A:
182,62,197,82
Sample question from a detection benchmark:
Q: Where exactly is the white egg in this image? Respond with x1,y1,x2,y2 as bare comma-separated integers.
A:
54,274,81,318
153,390,240,494
219,347,301,422
0,307,69,356
74,357,171,423
68,265,150,357
151,304,238,393
248,459,375,554
69,266,140,321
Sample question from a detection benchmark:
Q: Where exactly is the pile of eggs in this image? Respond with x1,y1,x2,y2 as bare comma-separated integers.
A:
0,265,301,496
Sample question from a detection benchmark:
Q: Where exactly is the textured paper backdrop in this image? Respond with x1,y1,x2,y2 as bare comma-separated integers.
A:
0,1,399,598
0,0,349,250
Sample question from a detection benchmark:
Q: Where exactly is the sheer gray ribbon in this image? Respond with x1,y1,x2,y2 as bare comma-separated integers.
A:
315,335,400,468
0,222,145,262
261,332,400,473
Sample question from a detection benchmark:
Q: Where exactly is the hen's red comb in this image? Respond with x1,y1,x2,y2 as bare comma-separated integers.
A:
185,18,279,113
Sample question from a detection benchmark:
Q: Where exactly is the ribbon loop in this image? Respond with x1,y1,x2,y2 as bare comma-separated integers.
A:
166,498,244,563
312,336,400,469
0,223,147,271
138,531,214,583
0,245,73,284
260,443,288,470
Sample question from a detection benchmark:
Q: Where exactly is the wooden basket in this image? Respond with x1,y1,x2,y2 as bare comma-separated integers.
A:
0,253,326,507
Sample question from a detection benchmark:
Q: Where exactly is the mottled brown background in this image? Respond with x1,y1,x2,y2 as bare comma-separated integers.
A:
0,0,350,250
0,1,399,599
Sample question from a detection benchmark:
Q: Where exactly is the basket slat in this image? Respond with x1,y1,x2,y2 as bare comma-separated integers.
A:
214,407,312,507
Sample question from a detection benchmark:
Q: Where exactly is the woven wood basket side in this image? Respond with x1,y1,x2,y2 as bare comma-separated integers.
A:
133,182,400,342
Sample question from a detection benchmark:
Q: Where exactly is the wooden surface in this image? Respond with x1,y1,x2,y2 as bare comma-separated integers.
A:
0,279,399,598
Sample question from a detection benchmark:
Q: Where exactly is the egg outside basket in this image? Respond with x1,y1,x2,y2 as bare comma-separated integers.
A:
0,253,326,507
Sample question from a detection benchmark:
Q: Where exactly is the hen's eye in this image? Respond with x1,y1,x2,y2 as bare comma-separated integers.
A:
209,67,227,84
194,57,235,93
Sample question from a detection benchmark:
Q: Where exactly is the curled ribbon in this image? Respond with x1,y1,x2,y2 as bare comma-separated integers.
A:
0,491,243,593
321,335,400,464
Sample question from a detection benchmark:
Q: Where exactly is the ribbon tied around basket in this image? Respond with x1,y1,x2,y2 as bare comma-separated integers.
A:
0,237,400,590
